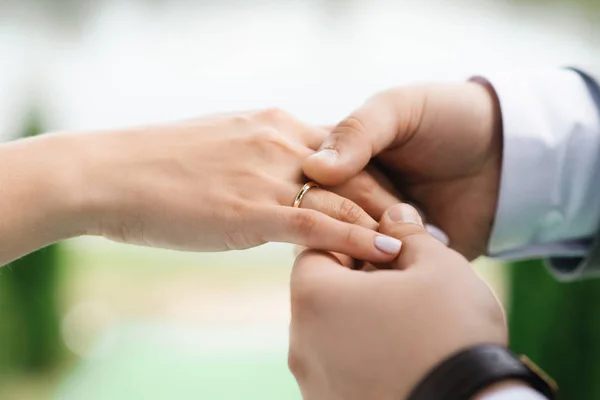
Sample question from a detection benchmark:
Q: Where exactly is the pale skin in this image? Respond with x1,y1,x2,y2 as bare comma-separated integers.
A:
0,108,405,267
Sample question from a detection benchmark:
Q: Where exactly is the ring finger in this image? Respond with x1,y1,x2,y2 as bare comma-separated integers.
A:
290,186,378,231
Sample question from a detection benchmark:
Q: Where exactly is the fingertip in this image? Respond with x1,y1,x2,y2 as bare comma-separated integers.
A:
377,203,428,245
303,129,372,187
383,203,423,226
381,204,450,246
278,207,401,264
309,148,338,165
374,235,403,255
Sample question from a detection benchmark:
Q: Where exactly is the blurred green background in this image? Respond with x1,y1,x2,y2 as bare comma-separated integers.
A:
0,0,599,399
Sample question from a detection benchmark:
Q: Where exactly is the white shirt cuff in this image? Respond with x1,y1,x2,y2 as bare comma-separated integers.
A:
484,69,600,259
478,386,548,400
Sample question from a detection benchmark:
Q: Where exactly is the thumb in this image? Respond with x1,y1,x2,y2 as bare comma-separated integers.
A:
378,203,445,270
303,88,425,186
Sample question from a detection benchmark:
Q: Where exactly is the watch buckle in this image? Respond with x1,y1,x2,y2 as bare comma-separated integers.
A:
519,354,559,393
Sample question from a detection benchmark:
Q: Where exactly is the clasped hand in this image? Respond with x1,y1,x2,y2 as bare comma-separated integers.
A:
0,80,510,399
287,81,508,399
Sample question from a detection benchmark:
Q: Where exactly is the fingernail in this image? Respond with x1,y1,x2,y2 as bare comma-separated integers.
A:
309,149,338,165
387,203,423,226
425,224,450,246
374,235,402,254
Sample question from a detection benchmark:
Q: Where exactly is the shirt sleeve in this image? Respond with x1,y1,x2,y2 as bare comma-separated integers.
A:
478,386,549,400
483,69,600,260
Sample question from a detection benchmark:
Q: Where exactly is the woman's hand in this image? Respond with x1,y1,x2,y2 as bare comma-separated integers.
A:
9,108,404,264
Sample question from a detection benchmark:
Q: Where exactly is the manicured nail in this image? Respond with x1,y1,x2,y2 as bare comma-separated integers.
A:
426,224,450,246
387,203,423,226
374,235,402,254
309,149,338,164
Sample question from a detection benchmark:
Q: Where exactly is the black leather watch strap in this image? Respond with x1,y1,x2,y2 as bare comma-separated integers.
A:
407,344,557,400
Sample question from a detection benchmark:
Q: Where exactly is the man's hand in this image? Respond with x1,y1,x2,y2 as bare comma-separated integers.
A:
303,81,503,259
289,203,507,400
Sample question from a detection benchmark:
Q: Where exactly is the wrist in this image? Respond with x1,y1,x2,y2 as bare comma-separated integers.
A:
0,133,93,258
63,127,168,240
28,132,97,239
407,345,557,400
54,129,134,238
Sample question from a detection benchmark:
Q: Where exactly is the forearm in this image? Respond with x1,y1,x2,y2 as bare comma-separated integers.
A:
0,133,89,265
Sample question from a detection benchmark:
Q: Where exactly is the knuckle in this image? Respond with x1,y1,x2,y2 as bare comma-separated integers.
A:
290,280,321,322
335,115,367,138
227,199,250,218
356,171,375,190
293,211,319,238
287,340,309,381
230,113,252,126
288,320,309,382
337,198,363,225
343,224,361,248
249,127,298,156
488,302,507,333
353,172,379,199
245,127,294,159
291,281,314,310
257,107,289,123
255,126,282,143
221,202,256,250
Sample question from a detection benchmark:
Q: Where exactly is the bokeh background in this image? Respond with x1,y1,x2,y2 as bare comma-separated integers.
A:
0,0,599,399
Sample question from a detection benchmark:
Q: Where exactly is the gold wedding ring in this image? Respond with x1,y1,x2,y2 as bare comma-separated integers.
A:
293,182,319,208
